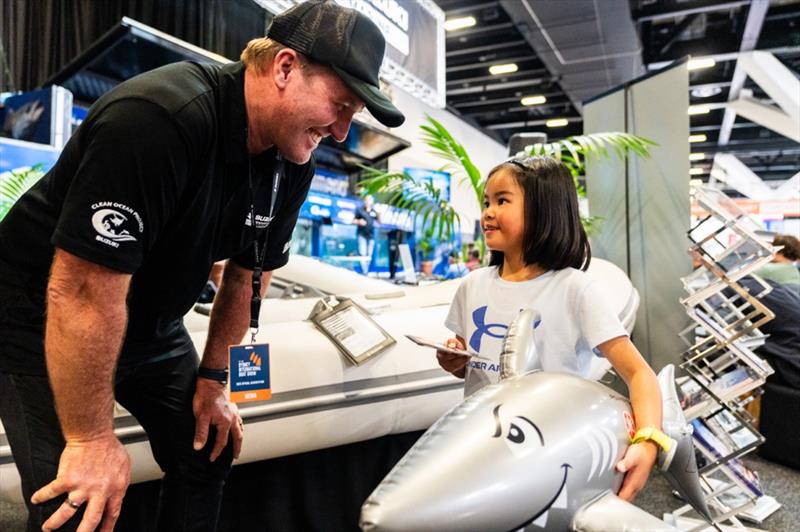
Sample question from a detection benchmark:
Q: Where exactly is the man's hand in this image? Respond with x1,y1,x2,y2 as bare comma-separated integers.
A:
436,337,470,378
615,440,658,501
31,435,130,532
192,377,243,461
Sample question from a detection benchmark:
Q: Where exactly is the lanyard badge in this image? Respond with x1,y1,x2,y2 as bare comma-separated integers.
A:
229,151,282,403
229,343,271,402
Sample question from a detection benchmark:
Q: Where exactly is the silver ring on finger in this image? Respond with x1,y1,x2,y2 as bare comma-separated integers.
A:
64,498,82,510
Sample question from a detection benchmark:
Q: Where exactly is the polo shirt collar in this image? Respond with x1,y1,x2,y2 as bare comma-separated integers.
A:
219,61,248,164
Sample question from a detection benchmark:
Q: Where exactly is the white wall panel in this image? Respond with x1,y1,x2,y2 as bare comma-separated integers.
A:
584,63,692,370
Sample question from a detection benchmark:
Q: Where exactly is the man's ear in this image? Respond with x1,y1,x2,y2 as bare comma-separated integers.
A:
272,49,300,89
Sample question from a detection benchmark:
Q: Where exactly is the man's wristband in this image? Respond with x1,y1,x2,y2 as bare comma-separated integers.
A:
631,426,674,453
198,366,228,385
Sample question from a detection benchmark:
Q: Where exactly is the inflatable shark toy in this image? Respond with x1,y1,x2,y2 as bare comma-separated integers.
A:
360,310,710,531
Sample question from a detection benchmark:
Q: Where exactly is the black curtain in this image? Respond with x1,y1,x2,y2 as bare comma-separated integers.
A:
0,0,268,93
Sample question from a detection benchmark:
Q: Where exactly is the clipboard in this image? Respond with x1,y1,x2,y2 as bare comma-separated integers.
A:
308,296,396,365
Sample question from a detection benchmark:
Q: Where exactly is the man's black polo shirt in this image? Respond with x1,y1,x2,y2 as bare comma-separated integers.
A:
0,61,314,375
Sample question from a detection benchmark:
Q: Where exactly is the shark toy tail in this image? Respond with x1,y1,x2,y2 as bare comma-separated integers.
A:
499,309,541,379
657,364,712,521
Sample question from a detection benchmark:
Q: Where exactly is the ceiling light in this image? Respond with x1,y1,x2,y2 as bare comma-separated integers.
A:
444,16,476,31
688,105,711,115
689,134,707,143
691,86,722,98
489,63,518,75
546,118,568,128
521,95,547,106
687,57,717,70
689,168,705,175
688,57,716,71
689,153,706,161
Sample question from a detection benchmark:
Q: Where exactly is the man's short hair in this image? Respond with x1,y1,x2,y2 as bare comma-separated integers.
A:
240,37,321,73
774,234,800,261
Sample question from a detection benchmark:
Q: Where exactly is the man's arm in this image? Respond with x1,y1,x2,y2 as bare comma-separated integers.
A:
192,260,273,461
30,248,132,532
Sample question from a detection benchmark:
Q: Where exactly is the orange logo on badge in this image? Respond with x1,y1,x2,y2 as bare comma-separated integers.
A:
623,411,636,439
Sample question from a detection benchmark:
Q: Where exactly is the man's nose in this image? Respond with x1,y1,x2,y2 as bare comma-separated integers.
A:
330,115,352,143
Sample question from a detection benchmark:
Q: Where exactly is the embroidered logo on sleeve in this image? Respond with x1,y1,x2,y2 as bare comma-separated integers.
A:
91,202,144,248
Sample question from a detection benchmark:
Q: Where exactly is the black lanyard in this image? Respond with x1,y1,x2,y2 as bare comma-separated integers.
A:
247,151,283,342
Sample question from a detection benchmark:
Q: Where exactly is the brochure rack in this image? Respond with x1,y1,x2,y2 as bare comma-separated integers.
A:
667,186,780,530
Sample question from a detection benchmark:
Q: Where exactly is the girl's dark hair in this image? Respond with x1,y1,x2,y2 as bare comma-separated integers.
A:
487,156,591,271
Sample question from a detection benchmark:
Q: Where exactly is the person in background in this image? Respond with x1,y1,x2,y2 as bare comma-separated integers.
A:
445,251,468,279
757,234,800,290
465,248,481,271
436,157,663,502
0,1,404,531
740,277,800,388
354,194,379,274
387,228,403,280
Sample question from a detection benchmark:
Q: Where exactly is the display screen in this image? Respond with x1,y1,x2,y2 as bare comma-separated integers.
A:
300,191,359,225
311,167,349,197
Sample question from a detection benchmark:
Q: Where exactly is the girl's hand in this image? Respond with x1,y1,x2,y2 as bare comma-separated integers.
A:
436,338,469,378
615,441,658,501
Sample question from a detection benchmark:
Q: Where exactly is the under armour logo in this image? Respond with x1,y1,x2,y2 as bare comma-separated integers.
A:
469,306,541,353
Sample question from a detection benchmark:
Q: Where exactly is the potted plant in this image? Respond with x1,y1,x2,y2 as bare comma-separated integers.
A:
359,116,655,265
416,226,438,276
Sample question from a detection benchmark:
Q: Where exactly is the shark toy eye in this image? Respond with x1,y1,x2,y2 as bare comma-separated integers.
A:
505,416,544,454
508,423,525,444
492,405,544,453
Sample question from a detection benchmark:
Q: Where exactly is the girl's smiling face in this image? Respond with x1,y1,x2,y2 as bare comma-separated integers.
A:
482,169,526,257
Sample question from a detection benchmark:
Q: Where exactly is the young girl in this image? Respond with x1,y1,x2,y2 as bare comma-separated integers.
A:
437,156,662,502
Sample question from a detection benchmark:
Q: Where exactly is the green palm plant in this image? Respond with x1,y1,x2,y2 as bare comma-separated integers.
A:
0,165,45,221
359,162,461,244
358,115,655,260
522,131,657,236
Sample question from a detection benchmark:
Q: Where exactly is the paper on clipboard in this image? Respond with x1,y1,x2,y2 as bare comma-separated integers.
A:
405,335,490,360
309,296,396,365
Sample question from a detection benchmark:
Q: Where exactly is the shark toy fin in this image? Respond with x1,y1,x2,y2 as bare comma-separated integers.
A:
657,364,712,521
571,492,680,532
499,309,541,379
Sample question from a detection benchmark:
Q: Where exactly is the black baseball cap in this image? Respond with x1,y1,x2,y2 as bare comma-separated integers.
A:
266,0,405,128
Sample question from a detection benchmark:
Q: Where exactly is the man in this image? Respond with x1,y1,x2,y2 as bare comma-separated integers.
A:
739,276,800,388
353,194,379,273
0,1,404,531
757,234,800,290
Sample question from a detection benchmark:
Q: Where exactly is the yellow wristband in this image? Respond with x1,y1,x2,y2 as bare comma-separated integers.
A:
631,427,674,454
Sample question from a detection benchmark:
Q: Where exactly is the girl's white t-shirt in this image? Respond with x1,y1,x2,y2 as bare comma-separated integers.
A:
445,266,628,396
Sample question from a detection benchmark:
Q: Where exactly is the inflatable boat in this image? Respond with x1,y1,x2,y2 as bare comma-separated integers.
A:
0,256,638,503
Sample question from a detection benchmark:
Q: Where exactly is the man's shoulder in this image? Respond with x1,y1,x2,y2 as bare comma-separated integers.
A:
93,61,223,124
